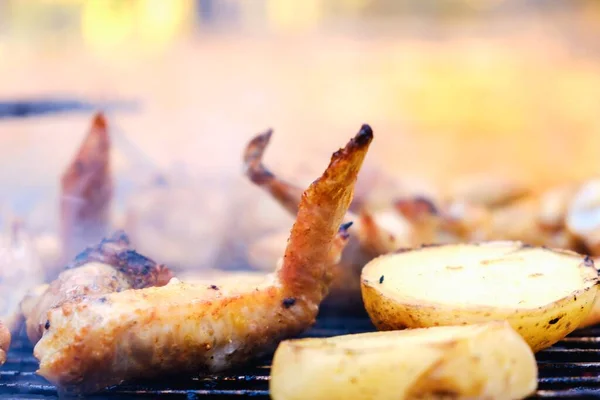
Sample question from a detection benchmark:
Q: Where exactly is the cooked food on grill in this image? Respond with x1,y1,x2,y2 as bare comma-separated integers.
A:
270,321,537,400
243,130,437,311
60,112,113,265
0,221,45,334
566,179,600,255
447,174,531,208
21,230,173,346
32,124,373,394
0,321,9,366
361,241,598,352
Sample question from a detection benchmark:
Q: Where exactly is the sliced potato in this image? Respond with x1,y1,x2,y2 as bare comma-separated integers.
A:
270,321,537,400
361,241,598,352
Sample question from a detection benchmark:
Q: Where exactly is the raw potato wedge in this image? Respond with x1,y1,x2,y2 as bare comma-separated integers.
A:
361,241,598,352
270,321,537,400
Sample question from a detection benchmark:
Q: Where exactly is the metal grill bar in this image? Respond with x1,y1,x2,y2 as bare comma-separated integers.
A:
2,318,600,399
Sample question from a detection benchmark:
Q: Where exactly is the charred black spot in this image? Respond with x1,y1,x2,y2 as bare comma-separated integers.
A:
338,221,353,240
338,222,353,240
282,297,296,308
355,124,374,146
379,275,384,284
98,297,107,303
209,285,219,290
394,247,413,254
584,255,595,267
44,320,50,330
421,243,443,248
549,317,562,325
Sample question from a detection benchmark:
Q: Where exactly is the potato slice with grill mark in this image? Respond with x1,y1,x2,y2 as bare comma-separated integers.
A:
361,241,598,352
270,321,537,400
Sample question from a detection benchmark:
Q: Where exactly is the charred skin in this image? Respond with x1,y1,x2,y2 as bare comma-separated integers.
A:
60,112,113,264
34,125,373,394
0,321,9,366
22,231,172,345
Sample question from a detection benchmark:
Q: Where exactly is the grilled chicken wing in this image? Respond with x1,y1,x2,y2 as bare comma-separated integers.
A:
60,112,113,265
243,130,450,311
33,124,373,394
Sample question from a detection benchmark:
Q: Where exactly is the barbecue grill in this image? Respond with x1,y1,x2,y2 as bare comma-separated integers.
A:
2,314,600,399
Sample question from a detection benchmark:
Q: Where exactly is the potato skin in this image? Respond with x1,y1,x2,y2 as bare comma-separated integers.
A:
362,282,595,352
270,322,537,400
579,298,600,329
361,243,599,352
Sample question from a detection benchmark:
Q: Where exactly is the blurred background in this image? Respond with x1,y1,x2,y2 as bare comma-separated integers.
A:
0,0,600,270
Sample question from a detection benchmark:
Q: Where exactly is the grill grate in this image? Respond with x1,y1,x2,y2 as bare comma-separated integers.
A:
2,318,600,399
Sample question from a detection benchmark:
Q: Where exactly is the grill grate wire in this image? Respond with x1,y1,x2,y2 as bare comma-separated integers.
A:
2,317,600,399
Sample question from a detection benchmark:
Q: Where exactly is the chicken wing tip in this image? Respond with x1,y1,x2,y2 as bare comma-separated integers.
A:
243,128,275,183
355,123,374,145
91,112,108,130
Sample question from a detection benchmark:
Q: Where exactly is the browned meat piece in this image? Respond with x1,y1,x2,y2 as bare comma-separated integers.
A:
32,124,373,394
60,112,113,264
22,231,172,346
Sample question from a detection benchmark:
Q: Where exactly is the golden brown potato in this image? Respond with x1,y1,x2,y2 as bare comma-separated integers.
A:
270,321,537,400
361,241,598,352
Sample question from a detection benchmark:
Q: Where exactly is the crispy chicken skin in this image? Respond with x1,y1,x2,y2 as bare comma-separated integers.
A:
33,124,373,394
22,231,173,346
60,112,113,264
0,321,9,366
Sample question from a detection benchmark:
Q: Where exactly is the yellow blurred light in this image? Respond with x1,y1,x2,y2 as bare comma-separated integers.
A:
136,0,191,45
266,0,324,31
81,0,135,49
